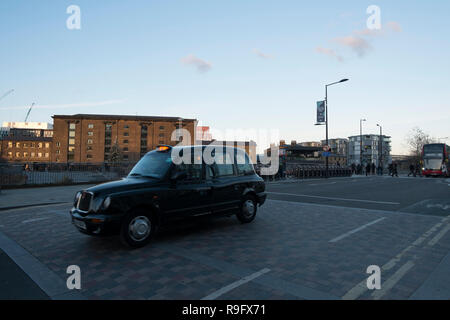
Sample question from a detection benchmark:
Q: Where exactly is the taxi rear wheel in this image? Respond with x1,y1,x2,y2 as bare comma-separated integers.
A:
236,195,257,223
120,211,156,248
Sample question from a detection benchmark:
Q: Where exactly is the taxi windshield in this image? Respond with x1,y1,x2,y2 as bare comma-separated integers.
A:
128,152,172,179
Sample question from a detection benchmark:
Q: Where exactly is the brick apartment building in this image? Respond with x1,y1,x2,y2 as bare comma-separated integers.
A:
0,126,53,163
51,114,197,163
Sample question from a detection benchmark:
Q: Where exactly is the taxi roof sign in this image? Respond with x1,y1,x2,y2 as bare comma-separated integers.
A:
156,145,172,152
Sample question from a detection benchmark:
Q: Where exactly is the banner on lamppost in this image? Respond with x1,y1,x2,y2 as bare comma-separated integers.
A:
316,101,325,123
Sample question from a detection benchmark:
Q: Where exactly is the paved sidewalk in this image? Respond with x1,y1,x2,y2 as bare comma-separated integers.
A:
0,248,49,300
0,184,95,210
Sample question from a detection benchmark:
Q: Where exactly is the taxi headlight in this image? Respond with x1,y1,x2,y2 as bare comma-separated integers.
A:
102,196,111,210
74,191,82,205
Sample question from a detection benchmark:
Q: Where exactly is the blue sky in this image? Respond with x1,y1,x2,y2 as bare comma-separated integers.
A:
1,0,449,154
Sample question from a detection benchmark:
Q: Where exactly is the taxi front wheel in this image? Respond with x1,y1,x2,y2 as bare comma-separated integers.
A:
236,195,257,223
120,211,157,248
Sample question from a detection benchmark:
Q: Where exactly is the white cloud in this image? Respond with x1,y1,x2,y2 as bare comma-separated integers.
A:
253,49,274,59
334,36,372,57
315,47,344,62
0,99,125,110
181,54,212,73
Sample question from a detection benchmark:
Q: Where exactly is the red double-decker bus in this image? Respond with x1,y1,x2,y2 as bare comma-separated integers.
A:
422,143,449,177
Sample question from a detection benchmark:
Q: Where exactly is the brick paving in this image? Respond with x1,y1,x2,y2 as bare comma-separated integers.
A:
0,197,449,300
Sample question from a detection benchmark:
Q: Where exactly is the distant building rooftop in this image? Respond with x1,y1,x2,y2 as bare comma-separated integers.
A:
2,122,53,130
52,114,197,122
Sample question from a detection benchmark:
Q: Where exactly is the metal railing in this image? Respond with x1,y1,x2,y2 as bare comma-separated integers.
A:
256,163,352,181
0,162,136,187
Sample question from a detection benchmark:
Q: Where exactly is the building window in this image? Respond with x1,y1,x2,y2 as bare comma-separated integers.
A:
159,140,164,144
23,143,28,148
88,124,94,129
159,126,165,130
123,140,129,144
37,143,43,148
87,146,93,151
105,123,113,161
140,125,148,157
88,132,93,136
23,152,29,157
87,154,93,159
68,123,76,162
56,150,61,154
87,139,93,144
16,142,20,148
31,152,35,158
45,153,49,158
8,142,13,148
56,142,60,147
45,143,50,148
124,125,129,129
123,132,129,137
123,147,128,152
38,153,42,158
159,133,164,137
16,152,21,158
8,152,13,157
123,154,129,160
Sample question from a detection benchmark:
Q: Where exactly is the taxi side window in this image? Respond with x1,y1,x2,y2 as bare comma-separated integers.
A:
174,163,203,182
215,150,235,177
236,150,254,175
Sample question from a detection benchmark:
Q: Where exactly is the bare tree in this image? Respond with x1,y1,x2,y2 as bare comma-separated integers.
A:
108,141,122,164
406,127,435,161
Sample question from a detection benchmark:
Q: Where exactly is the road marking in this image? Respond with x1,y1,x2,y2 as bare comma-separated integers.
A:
329,217,386,243
428,224,450,246
163,244,338,299
201,268,271,300
22,217,52,224
342,216,450,300
266,192,400,205
372,261,415,300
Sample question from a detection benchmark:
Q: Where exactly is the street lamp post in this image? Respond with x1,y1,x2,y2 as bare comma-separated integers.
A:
360,119,366,166
377,124,383,175
324,79,349,178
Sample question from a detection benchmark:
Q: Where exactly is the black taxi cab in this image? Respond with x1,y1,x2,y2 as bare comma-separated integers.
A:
70,145,266,248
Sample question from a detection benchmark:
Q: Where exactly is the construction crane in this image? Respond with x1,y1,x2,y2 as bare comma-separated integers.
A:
0,89,14,103
24,102,35,122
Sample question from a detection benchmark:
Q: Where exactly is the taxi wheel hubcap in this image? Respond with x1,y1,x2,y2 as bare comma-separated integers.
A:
128,216,151,241
243,200,255,218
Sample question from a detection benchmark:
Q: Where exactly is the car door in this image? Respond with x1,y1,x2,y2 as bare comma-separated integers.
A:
165,160,212,220
210,148,241,213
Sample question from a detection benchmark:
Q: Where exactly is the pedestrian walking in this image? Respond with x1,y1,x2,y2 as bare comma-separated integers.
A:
366,162,371,176
371,163,376,175
392,163,399,177
415,163,421,177
408,163,415,177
